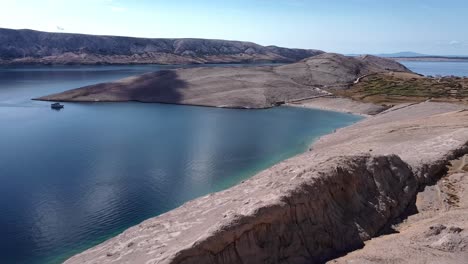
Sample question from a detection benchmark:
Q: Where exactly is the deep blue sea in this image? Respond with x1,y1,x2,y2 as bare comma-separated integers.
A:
399,60,468,77
0,64,361,264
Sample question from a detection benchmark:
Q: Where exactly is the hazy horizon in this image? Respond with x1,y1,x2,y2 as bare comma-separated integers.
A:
1,0,468,56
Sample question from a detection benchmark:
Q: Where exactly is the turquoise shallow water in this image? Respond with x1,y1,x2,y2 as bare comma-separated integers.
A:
0,65,362,264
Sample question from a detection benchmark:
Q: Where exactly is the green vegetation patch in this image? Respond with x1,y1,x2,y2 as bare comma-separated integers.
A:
335,73,468,104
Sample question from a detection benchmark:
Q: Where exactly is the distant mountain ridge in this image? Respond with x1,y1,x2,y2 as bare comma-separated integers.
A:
376,51,429,57
378,52,468,61
0,28,323,65
349,51,468,59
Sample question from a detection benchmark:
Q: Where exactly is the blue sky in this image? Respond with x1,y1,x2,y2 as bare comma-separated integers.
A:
1,0,468,55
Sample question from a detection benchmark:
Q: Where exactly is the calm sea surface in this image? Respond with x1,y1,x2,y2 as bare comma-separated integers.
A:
399,60,468,77
0,64,361,264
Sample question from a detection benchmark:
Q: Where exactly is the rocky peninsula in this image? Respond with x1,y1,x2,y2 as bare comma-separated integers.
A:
36,53,410,109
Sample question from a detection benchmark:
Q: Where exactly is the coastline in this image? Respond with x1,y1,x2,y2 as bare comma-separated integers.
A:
28,54,467,263
34,94,385,114
3,23,467,264
64,101,468,264
3,92,363,264
285,96,387,117
33,53,412,109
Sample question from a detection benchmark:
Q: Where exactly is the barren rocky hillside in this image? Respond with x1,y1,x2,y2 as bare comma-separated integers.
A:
36,53,410,108
0,28,323,65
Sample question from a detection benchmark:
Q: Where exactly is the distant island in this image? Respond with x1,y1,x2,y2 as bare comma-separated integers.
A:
393,56,468,61
0,28,323,65
350,51,468,61
376,51,430,57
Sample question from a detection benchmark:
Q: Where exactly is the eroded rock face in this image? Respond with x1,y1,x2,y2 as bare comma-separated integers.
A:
65,102,468,264
170,155,416,264
67,155,418,264
329,167,468,264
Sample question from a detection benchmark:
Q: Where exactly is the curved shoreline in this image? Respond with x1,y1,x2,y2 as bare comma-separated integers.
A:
43,54,467,263
286,96,388,116
64,101,468,264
